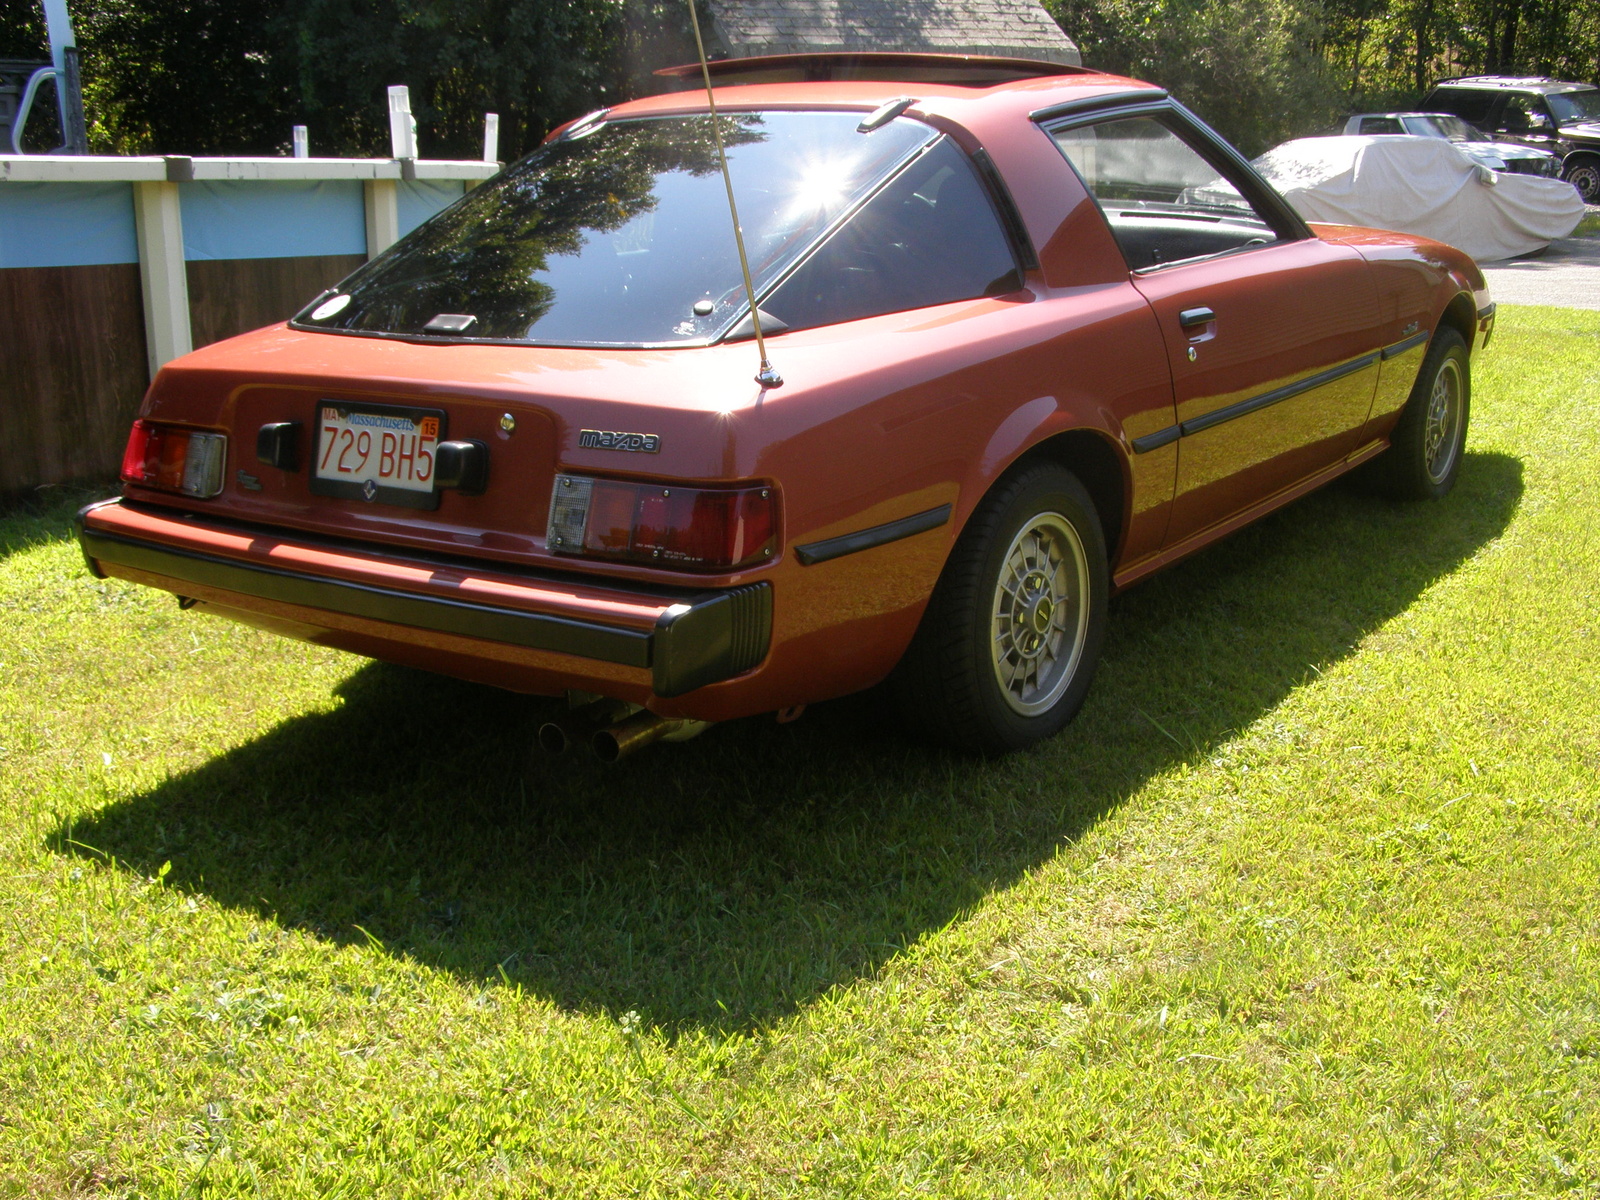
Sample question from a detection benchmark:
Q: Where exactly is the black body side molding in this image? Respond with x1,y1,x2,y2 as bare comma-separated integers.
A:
795,504,952,566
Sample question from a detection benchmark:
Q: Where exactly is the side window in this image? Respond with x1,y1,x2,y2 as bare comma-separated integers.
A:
762,138,1022,332
1048,116,1281,271
1359,117,1404,135
1429,88,1495,125
1500,95,1554,132
1500,96,1531,131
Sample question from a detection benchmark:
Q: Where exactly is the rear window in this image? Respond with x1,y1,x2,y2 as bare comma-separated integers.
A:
1411,114,1479,141
293,111,936,348
1358,117,1404,135
763,138,1022,333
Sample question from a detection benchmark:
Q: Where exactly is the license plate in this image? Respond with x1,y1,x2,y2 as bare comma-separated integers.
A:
310,402,445,510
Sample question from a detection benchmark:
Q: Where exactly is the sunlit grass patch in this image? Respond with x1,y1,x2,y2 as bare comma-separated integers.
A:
1,306,1597,1196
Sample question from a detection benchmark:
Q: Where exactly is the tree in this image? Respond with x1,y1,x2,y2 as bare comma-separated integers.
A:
4,0,1595,160
1045,0,1598,154
2,0,696,159
281,0,625,160
1047,0,1345,154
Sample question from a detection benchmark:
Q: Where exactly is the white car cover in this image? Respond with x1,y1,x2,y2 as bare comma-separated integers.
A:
1241,136,1585,262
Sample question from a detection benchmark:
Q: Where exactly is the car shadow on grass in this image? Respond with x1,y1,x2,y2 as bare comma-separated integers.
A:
0,483,114,563
55,453,1523,1034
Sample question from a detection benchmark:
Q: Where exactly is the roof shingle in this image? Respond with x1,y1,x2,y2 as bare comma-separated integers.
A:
705,0,1080,66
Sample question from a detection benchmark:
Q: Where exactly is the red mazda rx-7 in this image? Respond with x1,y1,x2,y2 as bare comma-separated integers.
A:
79,54,1493,757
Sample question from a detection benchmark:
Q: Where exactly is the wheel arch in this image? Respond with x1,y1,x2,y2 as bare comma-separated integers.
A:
1440,291,1478,352
892,438,1115,753
1007,428,1129,566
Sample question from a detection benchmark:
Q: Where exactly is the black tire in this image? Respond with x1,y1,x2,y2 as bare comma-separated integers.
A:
893,462,1109,754
1369,326,1470,500
1564,157,1600,206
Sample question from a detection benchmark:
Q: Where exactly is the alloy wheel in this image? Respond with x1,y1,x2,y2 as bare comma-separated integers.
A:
990,513,1091,717
1424,356,1463,485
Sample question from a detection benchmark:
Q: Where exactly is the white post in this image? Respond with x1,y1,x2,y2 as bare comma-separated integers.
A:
388,86,417,159
132,180,193,378
41,0,81,147
364,178,400,259
292,126,308,158
41,0,75,72
483,113,500,163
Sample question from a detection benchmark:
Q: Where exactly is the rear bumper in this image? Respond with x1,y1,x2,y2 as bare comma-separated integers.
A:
77,499,771,699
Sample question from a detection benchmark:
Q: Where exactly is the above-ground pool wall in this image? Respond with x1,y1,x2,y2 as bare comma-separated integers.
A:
0,159,493,496
1,179,148,494
179,179,370,350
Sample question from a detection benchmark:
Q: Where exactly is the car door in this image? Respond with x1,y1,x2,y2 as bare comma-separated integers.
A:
1493,94,1563,155
1044,109,1384,548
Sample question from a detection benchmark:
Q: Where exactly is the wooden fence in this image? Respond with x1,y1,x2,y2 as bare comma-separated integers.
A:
0,153,499,496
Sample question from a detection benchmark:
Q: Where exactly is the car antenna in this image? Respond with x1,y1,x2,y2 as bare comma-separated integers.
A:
686,0,783,389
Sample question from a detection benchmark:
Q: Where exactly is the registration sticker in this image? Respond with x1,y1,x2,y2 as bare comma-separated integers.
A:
310,402,446,510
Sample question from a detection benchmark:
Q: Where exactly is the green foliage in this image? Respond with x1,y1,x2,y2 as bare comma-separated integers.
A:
1050,0,1340,155
1,0,695,160
1045,0,1600,156
8,0,1597,161
72,0,300,156
0,0,46,59
279,0,624,160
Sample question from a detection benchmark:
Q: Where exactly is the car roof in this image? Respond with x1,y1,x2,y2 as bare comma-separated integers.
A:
581,52,1162,136
1349,111,1457,120
1432,75,1599,95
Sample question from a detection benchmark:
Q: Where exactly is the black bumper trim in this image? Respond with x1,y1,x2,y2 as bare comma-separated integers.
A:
81,524,652,667
653,583,773,697
794,504,951,566
78,509,771,698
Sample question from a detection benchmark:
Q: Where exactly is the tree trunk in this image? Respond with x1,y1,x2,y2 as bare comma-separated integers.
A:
1414,0,1434,94
1350,13,1366,99
1500,1,1520,71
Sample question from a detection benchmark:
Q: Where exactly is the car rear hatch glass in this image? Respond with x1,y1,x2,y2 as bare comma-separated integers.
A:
292,111,936,349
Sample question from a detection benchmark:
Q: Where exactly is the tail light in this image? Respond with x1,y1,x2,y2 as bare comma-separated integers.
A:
547,475,775,571
121,420,227,498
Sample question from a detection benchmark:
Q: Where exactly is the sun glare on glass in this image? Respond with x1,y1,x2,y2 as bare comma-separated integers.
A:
786,156,860,218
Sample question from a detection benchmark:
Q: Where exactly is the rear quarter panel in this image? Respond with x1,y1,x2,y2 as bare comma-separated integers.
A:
1311,223,1489,441
659,282,1174,716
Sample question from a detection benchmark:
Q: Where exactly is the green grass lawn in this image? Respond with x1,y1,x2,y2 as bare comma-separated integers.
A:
2,306,1598,1197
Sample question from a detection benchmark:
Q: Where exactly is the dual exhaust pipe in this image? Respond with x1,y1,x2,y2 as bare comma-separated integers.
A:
538,700,709,763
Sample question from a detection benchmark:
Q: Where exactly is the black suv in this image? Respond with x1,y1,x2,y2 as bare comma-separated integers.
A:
1422,76,1600,202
